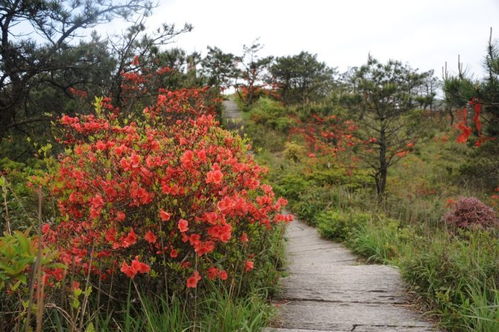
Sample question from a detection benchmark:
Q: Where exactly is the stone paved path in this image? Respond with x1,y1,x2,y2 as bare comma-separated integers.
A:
222,99,244,132
264,218,438,332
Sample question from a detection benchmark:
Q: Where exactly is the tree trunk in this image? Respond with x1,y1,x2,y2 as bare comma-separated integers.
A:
376,125,388,199
375,167,387,198
447,107,454,125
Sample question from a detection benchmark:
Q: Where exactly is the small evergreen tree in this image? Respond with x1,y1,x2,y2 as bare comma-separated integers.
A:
346,56,432,197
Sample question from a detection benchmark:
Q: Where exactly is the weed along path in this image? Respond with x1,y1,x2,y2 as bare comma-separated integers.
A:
221,100,437,332
263,218,438,332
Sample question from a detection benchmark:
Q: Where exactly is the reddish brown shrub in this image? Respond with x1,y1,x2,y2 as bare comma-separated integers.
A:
443,197,498,229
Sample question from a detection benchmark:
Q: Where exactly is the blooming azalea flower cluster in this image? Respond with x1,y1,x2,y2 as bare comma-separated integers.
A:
41,74,292,290
455,98,495,147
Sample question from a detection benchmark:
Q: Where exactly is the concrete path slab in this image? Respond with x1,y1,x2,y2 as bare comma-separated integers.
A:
267,217,438,332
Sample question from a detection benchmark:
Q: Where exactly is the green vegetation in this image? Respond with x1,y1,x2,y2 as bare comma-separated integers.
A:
1,1,498,331
42,287,275,332
240,57,498,330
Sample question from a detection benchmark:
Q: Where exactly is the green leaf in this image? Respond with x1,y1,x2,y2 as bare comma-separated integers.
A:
83,286,92,297
73,288,82,297
85,322,96,332
10,279,23,291
71,297,80,309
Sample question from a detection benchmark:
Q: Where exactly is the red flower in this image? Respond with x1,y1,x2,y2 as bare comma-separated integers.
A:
120,257,150,278
71,281,80,290
206,169,223,184
203,212,219,225
194,240,215,256
144,231,157,244
131,257,150,274
113,144,127,156
208,224,232,242
240,232,249,243
95,140,107,151
219,270,228,280
245,260,254,272
189,234,201,246
41,223,51,234
180,261,191,269
186,271,201,288
115,211,126,222
456,125,472,143
90,194,105,209
159,209,171,221
122,229,138,248
120,261,136,278
105,227,117,243
395,150,409,158
180,150,194,167
178,219,189,232
156,66,171,75
132,56,140,66
157,94,167,105
207,267,219,280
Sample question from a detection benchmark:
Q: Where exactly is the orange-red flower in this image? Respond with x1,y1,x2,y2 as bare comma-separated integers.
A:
144,231,157,244
219,270,228,280
207,267,219,280
240,232,249,243
178,219,189,232
206,169,223,184
159,209,171,221
186,271,201,288
245,260,254,272
120,257,150,278
122,229,137,248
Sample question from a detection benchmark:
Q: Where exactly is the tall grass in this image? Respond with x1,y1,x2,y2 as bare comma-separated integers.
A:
52,287,274,332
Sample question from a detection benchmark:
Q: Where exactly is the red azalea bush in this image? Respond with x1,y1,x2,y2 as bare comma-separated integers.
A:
40,83,291,294
443,197,498,230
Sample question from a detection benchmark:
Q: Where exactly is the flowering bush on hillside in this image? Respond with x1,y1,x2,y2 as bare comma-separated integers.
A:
40,81,291,294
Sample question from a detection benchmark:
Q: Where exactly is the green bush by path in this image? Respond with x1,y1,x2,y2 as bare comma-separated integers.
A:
316,210,370,241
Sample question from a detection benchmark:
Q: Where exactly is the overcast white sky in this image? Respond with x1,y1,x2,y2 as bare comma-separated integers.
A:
110,0,499,78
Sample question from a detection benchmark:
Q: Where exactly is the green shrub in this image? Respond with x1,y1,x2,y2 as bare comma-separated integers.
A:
306,168,371,189
348,218,417,263
316,210,370,241
248,97,294,133
283,142,306,162
249,98,286,123
244,122,287,152
287,185,337,224
273,174,311,201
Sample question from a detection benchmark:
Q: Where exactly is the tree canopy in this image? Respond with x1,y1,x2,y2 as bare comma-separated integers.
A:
269,51,335,105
